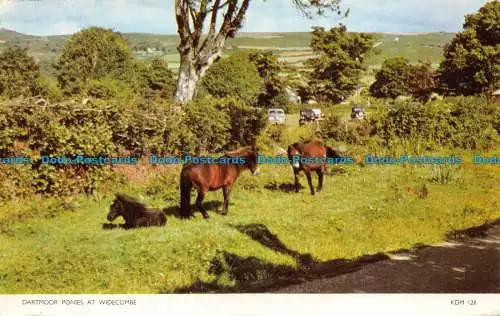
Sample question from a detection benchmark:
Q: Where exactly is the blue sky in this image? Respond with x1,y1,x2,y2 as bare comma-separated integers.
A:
0,0,489,36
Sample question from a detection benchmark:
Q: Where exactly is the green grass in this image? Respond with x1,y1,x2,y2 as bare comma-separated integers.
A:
1,152,498,293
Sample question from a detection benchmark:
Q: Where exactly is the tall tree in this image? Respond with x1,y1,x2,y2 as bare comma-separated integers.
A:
55,27,136,96
306,25,373,103
437,1,500,96
408,61,436,102
369,57,412,99
0,47,41,98
173,0,346,103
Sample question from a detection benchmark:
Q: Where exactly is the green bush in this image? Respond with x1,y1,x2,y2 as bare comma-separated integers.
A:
0,97,190,196
198,52,265,105
378,96,498,150
142,58,176,100
34,76,64,102
183,96,230,153
447,96,498,149
319,114,359,144
107,99,192,156
55,26,137,96
220,97,267,148
0,47,41,98
86,77,135,101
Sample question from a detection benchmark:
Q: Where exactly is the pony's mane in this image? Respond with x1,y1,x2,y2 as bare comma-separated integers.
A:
224,146,257,157
115,193,148,212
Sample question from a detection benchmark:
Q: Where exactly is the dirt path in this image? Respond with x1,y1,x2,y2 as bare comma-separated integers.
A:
273,221,500,293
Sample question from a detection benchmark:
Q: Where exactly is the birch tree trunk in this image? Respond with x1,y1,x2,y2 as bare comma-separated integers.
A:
172,0,342,104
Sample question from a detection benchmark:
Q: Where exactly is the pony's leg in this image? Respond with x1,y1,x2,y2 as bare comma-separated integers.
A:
304,169,315,195
196,190,209,219
294,169,300,192
316,169,324,192
222,186,232,215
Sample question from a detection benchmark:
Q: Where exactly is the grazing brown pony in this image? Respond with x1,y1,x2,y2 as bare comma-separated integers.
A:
287,139,340,195
179,146,260,219
107,193,167,229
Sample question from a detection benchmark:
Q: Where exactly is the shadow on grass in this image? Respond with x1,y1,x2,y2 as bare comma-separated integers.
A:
446,218,500,240
170,223,389,293
160,200,223,219
170,219,500,293
264,181,303,193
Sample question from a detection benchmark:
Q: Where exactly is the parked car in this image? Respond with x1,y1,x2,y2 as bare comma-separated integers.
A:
299,108,322,126
268,108,286,124
351,106,366,120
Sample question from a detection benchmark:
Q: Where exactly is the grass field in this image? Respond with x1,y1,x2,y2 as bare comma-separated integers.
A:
0,121,498,293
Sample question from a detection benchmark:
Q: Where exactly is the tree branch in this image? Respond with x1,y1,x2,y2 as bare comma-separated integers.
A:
227,0,250,36
175,0,193,53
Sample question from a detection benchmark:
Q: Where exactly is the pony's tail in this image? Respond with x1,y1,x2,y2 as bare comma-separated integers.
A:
179,173,192,219
326,145,341,159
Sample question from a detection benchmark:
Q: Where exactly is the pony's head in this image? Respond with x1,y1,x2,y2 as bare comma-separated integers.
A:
107,195,124,222
287,143,301,169
226,146,260,175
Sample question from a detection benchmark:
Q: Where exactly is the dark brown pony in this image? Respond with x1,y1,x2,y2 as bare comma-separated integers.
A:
107,193,167,229
179,146,260,219
287,139,340,195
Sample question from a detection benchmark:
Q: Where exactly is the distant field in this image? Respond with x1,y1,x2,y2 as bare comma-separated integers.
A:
0,29,453,76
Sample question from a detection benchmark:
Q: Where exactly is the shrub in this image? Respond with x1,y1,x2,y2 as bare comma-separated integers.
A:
0,47,41,98
378,96,498,150
183,96,231,153
319,114,359,144
198,51,265,105
369,57,412,99
247,50,289,109
220,97,267,148
86,77,135,101
447,96,498,149
55,26,137,96
108,99,192,156
142,58,176,100
0,97,190,196
33,76,64,102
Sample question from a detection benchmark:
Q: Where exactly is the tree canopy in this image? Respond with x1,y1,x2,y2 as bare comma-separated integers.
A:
198,51,265,105
247,50,289,108
0,47,41,98
369,57,412,99
55,26,137,95
306,25,374,103
370,57,436,101
437,1,500,95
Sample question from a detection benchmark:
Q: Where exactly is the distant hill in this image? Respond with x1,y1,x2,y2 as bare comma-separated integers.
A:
0,29,455,74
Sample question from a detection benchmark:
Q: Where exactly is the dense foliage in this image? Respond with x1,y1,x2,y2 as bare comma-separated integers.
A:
54,27,138,96
369,57,412,99
142,58,176,100
0,47,41,98
198,52,265,105
370,58,436,101
247,50,289,108
437,1,500,95
306,25,374,103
